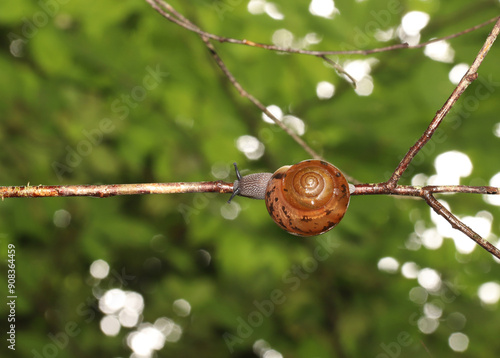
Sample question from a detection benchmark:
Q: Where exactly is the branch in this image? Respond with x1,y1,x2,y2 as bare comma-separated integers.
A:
367,17,500,259
0,182,233,199
143,4,500,258
145,1,499,182
2,182,497,198
1,183,499,257
352,184,500,196
145,0,498,56
201,37,323,160
145,0,324,162
423,193,500,259
387,17,500,187
352,183,500,258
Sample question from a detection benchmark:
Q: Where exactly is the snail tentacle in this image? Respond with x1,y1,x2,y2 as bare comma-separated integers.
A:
227,163,242,203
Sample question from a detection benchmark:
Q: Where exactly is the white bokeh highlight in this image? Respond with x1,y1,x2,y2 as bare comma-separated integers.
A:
418,316,439,334
421,228,443,250
484,172,500,206
53,209,71,228
424,40,455,63
478,281,500,305
272,29,293,48
221,200,241,220
494,123,500,138
283,115,305,136
377,257,399,273
449,332,469,352
173,299,192,317
236,135,265,160
100,315,121,336
316,81,335,99
343,59,378,96
449,63,469,85
90,259,110,280
409,286,428,305
248,0,266,14
428,151,472,186
401,11,430,36
262,104,283,124
309,0,339,19
264,2,284,20
99,289,127,314
401,262,420,279
128,324,166,357
418,268,441,292
423,302,443,319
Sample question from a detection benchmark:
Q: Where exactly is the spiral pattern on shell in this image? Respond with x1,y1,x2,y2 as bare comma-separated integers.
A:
265,160,350,236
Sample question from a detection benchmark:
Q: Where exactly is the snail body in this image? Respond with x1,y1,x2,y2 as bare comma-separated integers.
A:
229,160,350,236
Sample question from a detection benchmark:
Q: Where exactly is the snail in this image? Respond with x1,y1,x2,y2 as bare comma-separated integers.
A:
228,160,351,236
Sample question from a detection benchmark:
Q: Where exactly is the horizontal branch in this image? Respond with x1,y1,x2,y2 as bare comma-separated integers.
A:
140,3,500,259
146,1,498,56
0,182,234,199
2,180,499,258
352,184,500,196
1,182,498,199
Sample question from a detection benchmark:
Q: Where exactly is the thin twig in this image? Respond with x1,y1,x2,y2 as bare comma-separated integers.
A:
201,37,322,160
377,17,500,258
2,182,498,198
0,182,234,199
319,55,357,87
423,193,500,258
352,183,500,258
352,184,500,196
146,0,498,56
142,3,500,258
387,17,500,187
146,0,323,161
3,181,499,259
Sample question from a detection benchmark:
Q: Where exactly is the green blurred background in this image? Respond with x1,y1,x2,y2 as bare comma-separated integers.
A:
1,0,500,357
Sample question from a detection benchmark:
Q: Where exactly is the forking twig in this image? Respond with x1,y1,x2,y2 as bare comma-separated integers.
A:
379,17,500,258
145,0,498,56
2,4,500,259
145,0,324,162
142,2,500,258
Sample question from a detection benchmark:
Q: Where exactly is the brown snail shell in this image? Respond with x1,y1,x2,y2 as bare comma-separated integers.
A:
264,160,350,236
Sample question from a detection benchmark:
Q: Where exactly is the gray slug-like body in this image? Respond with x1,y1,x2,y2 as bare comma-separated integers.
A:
233,173,273,200
227,163,272,202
